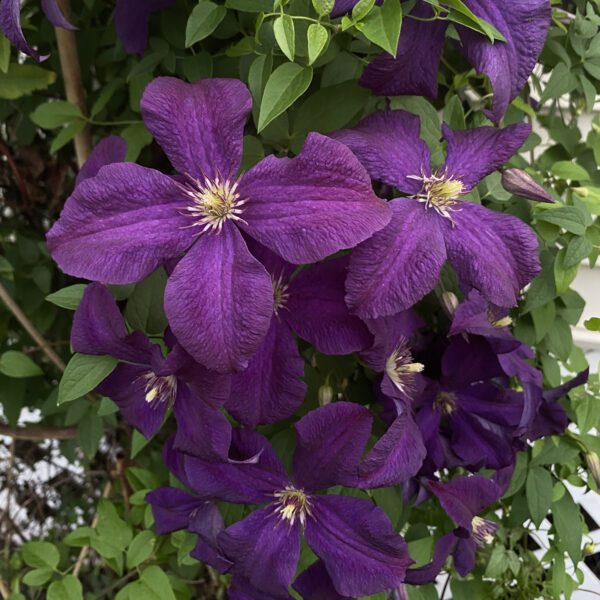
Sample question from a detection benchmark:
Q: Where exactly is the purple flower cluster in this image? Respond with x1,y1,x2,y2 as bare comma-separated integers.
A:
45,1,589,596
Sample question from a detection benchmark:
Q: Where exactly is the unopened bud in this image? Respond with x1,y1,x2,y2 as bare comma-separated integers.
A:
318,384,334,406
441,291,459,318
586,452,600,487
584,542,596,557
572,186,589,198
501,168,554,203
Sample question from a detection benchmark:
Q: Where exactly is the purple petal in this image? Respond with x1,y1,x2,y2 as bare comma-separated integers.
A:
239,133,391,264
443,202,540,308
98,364,167,438
71,283,156,363
459,0,551,123
41,0,76,30
305,495,411,597
330,110,430,194
543,368,589,402
146,487,208,534
115,0,175,55
164,225,274,373
359,2,447,98
453,537,477,577
429,475,501,529
442,123,531,192
47,163,191,284
293,402,372,491
404,532,457,585
293,561,349,600
188,502,229,572
140,77,250,180
346,199,446,319
285,256,372,355
227,319,306,427
0,0,48,61
355,412,426,488
75,136,127,186
218,507,300,598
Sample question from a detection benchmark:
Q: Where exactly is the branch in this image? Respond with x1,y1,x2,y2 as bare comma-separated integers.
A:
0,425,76,440
54,0,92,167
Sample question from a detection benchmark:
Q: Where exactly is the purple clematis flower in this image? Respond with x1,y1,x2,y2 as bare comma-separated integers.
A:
226,243,372,427
71,283,232,458
0,0,75,61
75,135,127,186
115,0,175,55
154,402,425,598
47,77,390,374
359,0,551,123
332,110,540,319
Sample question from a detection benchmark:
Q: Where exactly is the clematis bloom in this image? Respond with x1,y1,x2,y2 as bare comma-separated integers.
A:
115,0,175,55
48,77,390,373
332,110,540,319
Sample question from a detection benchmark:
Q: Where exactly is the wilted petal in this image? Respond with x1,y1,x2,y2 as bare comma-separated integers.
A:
293,402,372,491
443,202,540,307
286,256,372,355
47,163,191,284
359,2,447,98
239,133,390,264
76,136,127,185
218,507,300,599
146,487,209,534
164,225,273,373
501,168,554,203
305,495,411,597
293,560,349,600
442,123,531,192
346,199,446,319
459,0,551,123
41,0,76,30
0,0,48,61
227,319,306,427
140,77,251,180
115,0,175,54
331,110,430,194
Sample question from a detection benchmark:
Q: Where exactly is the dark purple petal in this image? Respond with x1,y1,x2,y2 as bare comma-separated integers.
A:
227,319,305,427
146,487,208,534
47,163,191,284
75,136,127,185
354,412,426,488
529,400,568,439
415,403,449,474
453,537,477,576
429,475,501,529
543,369,589,402
239,133,391,264
305,495,411,597
115,0,175,54
459,0,551,123
218,507,300,598
140,77,250,180
228,576,291,600
293,402,372,491
293,561,349,600
443,202,540,308
0,0,48,61
188,502,229,572
442,123,531,192
164,225,273,373
71,283,156,363
41,0,76,30
359,2,447,98
404,532,458,585
98,364,167,438
285,256,372,355
501,168,554,203
346,199,446,319
330,110,430,195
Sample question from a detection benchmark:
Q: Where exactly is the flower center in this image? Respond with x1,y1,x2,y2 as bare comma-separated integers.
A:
141,372,177,408
385,339,424,396
273,486,312,527
471,516,498,546
272,275,290,315
409,169,464,220
433,391,456,415
181,174,247,233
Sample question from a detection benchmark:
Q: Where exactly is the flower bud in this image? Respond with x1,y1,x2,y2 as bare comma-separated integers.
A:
501,168,554,203
584,542,596,557
318,384,334,406
586,452,600,487
441,291,459,318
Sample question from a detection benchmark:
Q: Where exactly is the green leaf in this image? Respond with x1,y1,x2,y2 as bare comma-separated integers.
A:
443,0,505,42
554,248,579,295
307,23,329,65
537,206,591,235
22,568,54,586
503,452,528,497
96,499,133,552
0,64,56,100
127,531,156,569
139,566,176,600
551,161,590,182
312,0,335,17
545,316,573,362
78,408,104,458
47,576,83,600
121,123,152,162
46,284,87,310
360,0,402,56
540,63,578,103
224,0,271,11
58,354,118,404
0,32,10,73
30,100,82,129
258,63,313,132
91,78,124,117
553,487,582,563
584,317,600,331
50,120,86,154
125,268,168,334
185,1,227,47
564,236,592,268
352,0,376,21
273,15,295,62
22,541,60,570
0,351,43,378
485,545,509,578
526,466,553,526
